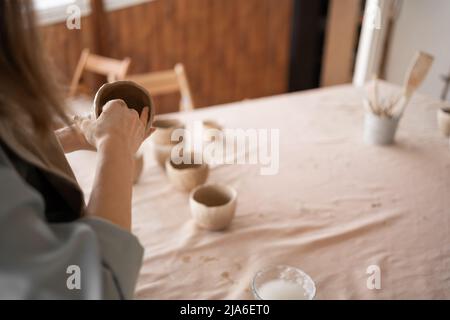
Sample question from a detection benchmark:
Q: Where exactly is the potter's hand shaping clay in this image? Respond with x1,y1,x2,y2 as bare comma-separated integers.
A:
93,80,154,131
82,99,150,155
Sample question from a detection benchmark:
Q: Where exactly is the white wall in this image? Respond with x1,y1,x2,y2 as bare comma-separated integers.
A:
385,0,450,101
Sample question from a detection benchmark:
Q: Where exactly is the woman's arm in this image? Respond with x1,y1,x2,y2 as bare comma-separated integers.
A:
58,101,152,230
87,139,135,230
80,100,151,231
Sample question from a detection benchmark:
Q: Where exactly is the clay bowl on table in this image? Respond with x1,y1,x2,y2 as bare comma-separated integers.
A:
437,107,450,137
189,184,237,231
202,119,224,143
165,152,209,192
93,80,154,130
153,142,178,168
203,119,223,131
152,120,184,167
151,118,184,145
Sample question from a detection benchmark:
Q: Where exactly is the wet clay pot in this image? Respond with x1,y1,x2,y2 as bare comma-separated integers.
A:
93,80,154,130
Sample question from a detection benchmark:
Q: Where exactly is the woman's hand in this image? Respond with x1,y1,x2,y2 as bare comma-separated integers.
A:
80,99,152,156
55,124,95,153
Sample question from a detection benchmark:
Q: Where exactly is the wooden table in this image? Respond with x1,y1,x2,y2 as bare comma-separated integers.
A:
67,83,450,299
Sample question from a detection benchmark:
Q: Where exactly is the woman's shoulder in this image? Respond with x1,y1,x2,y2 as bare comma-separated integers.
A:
0,143,45,217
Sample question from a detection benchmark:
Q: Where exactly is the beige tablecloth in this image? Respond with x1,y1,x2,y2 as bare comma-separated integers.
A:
67,83,450,299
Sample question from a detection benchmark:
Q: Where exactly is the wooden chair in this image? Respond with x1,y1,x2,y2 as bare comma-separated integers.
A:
125,63,194,112
69,48,131,97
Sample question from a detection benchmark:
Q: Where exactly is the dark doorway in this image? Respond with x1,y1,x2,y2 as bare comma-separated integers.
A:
288,0,330,92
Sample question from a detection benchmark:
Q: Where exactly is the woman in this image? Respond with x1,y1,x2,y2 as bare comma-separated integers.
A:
0,0,152,299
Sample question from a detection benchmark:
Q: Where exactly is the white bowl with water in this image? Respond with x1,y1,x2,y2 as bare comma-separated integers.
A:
252,265,316,300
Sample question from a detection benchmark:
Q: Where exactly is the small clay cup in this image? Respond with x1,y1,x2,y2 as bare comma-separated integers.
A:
165,152,209,192
93,81,154,130
151,118,184,145
189,184,237,231
153,142,178,168
203,119,223,131
202,119,224,143
437,107,450,137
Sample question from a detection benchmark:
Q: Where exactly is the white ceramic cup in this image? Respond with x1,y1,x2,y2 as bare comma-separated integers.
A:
437,108,450,137
189,184,237,231
363,111,400,145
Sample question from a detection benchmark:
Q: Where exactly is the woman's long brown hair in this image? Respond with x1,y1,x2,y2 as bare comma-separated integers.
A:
0,0,68,134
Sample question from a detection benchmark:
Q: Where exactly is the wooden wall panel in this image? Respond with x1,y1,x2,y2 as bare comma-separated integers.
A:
266,0,293,95
40,16,89,86
40,16,99,92
39,0,294,114
210,0,236,105
320,0,361,86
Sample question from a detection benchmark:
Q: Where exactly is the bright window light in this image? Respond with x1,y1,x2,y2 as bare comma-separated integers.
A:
33,0,76,11
32,0,152,26
32,0,90,26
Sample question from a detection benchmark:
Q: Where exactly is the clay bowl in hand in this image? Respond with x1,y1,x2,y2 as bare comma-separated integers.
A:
93,80,154,130
151,118,184,145
165,152,209,192
189,184,237,231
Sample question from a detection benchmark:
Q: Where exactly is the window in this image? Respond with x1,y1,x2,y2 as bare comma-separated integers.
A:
33,0,152,26
33,0,91,26
104,0,152,12
34,0,77,11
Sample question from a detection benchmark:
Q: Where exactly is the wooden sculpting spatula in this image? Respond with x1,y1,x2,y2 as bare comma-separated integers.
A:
390,51,434,116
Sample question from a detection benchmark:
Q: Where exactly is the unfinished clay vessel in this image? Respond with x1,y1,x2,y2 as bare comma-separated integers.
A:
203,119,223,131
93,81,152,184
189,184,237,231
437,107,450,137
93,80,154,130
202,119,224,143
151,118,184,145
165,152,209,192
153,143,177,168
